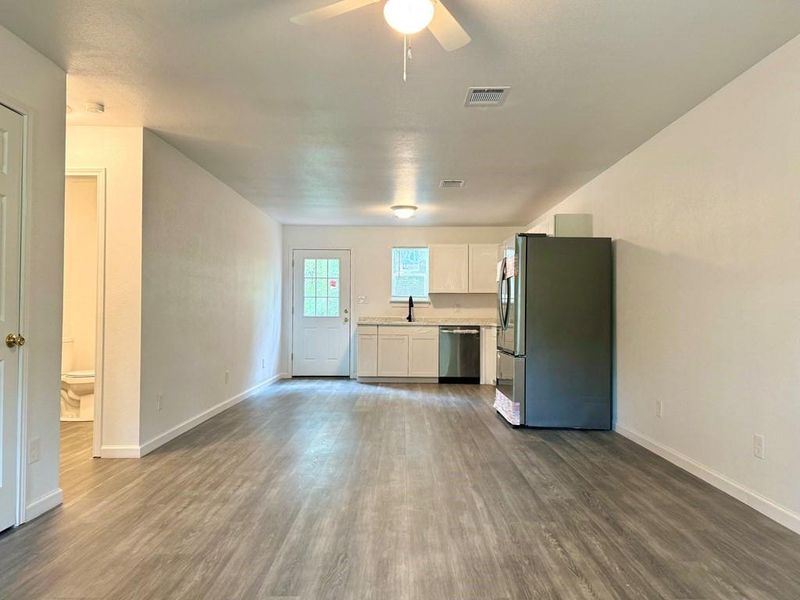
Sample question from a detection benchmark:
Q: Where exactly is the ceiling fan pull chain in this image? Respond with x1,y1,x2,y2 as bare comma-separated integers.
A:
403,34,408,82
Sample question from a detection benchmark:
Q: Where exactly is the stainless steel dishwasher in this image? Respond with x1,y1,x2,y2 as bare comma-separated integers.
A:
439,326,481,383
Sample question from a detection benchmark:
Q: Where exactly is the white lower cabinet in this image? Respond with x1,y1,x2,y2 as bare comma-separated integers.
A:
357,325,378,377
377,330,410,377
480,326,497,385
408,327,439,377
359,325,439,379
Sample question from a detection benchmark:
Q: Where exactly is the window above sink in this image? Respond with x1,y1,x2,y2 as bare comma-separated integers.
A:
390,247,430,302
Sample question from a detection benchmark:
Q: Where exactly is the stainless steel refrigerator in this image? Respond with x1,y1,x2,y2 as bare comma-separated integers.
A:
495,234,612,429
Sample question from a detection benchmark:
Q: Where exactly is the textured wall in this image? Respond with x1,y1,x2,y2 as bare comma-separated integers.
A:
527,35,800,531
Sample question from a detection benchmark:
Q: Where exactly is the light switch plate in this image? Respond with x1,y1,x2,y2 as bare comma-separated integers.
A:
29,438,41,464
753,434,766,459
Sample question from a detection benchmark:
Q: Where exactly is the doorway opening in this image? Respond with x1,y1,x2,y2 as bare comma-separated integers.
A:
291,249,352,377
60,170,105,480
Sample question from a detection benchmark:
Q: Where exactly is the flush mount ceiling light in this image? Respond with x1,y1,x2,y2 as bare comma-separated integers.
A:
391,204,418,219
383,0,434,34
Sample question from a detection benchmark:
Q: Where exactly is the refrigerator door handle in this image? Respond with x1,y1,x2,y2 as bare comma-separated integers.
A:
497,258,506,327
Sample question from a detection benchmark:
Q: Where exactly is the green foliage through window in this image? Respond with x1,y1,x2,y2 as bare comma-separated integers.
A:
392,248,429,300
303,259,341,317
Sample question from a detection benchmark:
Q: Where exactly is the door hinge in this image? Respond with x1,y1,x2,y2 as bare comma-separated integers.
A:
291,353,294,361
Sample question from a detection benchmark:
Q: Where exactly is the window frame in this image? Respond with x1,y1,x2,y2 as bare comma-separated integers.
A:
390,246,431,303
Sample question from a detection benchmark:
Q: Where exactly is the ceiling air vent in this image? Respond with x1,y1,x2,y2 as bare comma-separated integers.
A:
440,179,465,189
464,86,510,107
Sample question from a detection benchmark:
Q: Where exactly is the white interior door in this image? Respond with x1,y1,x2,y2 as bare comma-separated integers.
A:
292,250,351,376
0,104,24,531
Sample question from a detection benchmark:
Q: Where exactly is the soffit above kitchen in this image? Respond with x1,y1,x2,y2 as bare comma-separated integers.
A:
1,1,799,225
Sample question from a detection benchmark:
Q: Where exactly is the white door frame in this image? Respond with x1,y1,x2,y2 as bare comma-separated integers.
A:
290,248,353,377
65,169,107,458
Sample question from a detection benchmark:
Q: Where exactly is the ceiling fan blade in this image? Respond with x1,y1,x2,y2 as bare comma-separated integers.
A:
290,0,381,25
428,0,471,51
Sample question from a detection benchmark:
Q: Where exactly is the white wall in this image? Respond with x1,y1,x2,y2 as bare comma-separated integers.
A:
527,35,800,532
62,176,97,371
0,25,66,517
140,131,282,450
66,127,143,453
282,226,519,374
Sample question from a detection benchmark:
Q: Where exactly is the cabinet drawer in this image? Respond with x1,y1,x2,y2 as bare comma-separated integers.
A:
406,326,437,339
380,326,412,336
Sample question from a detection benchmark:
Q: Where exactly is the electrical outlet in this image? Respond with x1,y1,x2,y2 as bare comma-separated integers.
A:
28,438,41,464
753,434,766,460
656,400,663,418
225,370,230,385
157,393,163,412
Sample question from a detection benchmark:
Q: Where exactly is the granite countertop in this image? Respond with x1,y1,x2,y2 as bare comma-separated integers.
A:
357,316,498,327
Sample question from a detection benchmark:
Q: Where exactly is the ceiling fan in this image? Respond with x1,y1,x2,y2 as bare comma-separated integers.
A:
290,0,472,61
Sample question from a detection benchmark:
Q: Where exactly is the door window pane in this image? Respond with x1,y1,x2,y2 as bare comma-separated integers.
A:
302,257,341,317
328,298,340,317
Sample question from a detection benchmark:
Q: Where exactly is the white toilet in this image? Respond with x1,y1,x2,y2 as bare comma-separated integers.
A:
60,338,95,422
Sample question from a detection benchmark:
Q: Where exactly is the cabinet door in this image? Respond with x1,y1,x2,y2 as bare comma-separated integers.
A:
357,333,378,377
378,334,410,377
468,244,499,293
408,328,439,377
429,244,469,293
480,326,497,384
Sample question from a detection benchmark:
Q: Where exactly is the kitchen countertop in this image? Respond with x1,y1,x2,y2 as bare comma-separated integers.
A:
357,317,498,327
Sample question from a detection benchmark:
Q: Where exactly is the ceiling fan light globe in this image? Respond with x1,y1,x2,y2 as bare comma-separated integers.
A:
383,0,435,35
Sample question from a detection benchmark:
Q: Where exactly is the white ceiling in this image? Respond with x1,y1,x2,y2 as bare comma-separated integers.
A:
1,1,799,225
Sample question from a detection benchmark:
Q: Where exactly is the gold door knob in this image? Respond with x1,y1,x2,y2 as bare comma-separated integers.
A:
5,333,19,348
17,335,25,347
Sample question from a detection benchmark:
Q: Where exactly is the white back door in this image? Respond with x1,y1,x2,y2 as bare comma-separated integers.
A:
292,250,351,376
0,104,24,531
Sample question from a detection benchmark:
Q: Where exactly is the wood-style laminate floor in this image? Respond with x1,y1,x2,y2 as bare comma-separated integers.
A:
1,380,799,599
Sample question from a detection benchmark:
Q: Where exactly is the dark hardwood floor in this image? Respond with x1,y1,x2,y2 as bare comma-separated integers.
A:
1,380,799,599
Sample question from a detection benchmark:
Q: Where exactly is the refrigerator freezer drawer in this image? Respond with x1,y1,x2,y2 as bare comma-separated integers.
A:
494,351,525,425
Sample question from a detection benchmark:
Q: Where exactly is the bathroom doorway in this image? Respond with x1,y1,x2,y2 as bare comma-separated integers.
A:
62,170,106,464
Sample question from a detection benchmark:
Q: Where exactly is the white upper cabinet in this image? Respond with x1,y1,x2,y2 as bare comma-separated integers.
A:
429,243,499,294
429,244,469,293
468,244,498,293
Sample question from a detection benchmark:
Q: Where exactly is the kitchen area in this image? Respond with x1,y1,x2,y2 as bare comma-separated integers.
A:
285,217,611,431
355,241,499,385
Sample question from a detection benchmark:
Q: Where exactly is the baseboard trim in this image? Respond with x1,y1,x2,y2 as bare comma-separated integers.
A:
25,488,63,521
100,445,142,459
139,373,284,457
357,377,439,384
616,425,800,535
